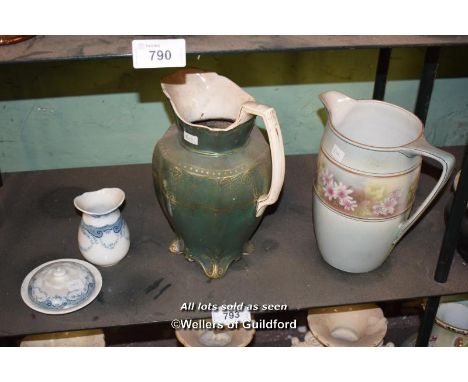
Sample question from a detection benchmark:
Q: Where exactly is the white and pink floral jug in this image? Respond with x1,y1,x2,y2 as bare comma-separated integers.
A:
313,91,455,273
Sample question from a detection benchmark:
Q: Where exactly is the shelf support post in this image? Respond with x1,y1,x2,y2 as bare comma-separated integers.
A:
416,296,440,346
435,147,468,282
414,46,441,124
417,140,468,347
372,48,392,100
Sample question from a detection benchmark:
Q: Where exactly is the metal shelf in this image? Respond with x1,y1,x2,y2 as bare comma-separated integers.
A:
1,35,468,63
1,35,468,345
0,147,466,337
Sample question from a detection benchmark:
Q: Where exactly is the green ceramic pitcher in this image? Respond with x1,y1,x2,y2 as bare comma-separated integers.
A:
152,69,285,278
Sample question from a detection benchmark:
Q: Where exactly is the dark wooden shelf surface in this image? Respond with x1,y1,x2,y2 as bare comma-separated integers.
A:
0,146,467,337
1,35,468,64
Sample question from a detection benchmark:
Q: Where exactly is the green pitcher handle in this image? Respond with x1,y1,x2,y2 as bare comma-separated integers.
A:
240,101,285,217
392,135,455,245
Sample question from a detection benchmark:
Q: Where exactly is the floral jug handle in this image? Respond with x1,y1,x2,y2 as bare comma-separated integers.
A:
392,135,455,245
240,102,286,217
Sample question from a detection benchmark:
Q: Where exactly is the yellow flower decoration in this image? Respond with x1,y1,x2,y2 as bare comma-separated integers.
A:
364,179,388,202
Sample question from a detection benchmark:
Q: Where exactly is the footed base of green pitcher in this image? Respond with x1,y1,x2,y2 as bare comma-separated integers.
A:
168,238,254,279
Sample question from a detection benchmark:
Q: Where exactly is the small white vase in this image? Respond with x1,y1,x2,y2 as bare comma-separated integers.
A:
74,188,130,267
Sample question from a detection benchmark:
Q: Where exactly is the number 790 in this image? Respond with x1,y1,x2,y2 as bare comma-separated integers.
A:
150,50,172,60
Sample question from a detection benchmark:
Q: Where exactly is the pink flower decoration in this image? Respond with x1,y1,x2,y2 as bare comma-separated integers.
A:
323,182,337,201
341,197,357,211
373,196,398,216
318,166,405,218
383,197,397,214
389,190,402,199
373,204,387,215
320,169,334,186
335,181,353,202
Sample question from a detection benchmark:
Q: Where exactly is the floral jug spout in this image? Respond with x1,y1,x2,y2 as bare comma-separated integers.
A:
319,91,356,126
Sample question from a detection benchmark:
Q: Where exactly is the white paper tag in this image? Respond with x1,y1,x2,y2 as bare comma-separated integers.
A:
132,39,186,69
212,307,251,326
331,144,345,162
183,130,198,145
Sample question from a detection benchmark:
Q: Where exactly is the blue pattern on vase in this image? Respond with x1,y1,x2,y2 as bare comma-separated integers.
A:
79,215,129,252
81,216,124,238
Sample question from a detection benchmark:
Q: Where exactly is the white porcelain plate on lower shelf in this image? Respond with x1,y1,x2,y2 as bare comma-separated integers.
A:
21,258,103,315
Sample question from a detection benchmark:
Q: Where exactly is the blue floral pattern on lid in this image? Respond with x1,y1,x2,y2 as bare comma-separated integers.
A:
21,259,102,315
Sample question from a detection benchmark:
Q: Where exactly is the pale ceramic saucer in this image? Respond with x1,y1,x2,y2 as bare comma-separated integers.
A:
21,258,102,314
307,304,388,347
175,319,255,347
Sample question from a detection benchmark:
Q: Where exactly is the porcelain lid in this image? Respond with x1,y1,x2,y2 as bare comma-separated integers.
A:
21,259,102,315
